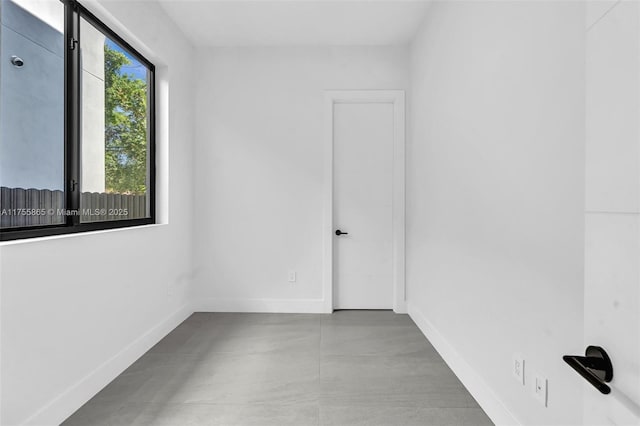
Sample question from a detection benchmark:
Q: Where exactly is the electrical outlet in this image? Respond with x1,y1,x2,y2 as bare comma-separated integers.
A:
533,374,548,407
513,354,525,385
288,271,296,282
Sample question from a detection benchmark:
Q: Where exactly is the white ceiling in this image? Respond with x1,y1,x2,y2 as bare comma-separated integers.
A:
157,0,432,47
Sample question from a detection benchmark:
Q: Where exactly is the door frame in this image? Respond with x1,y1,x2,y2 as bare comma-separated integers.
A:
322,90,406,314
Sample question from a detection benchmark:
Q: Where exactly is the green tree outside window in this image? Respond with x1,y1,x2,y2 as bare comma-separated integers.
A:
104,44,148,195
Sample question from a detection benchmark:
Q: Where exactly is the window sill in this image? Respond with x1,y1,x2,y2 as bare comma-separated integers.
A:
0,223,166,247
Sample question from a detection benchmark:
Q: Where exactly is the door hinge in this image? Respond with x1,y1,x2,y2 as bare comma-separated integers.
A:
69,37,78,50
70,179,78,192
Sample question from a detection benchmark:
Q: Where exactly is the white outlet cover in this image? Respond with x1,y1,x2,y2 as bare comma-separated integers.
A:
512,354,525,385
533,374,548,407
288,271,296,282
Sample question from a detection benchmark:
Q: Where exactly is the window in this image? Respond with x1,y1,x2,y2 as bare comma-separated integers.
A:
0,0,155,241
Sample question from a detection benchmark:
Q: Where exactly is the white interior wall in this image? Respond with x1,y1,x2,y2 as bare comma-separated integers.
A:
407,2,585,425
192,46,409,312
0,1,195,424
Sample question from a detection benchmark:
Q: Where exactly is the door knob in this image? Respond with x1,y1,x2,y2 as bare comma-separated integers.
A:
335,229,349,236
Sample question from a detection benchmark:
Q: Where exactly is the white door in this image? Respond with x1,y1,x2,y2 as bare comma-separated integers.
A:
333,101,394,310
582,2,640,424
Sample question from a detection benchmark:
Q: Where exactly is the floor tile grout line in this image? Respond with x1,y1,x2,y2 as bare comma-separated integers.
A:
318,313,323,386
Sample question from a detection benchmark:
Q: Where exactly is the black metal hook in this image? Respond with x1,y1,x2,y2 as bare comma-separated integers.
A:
563,346,613,395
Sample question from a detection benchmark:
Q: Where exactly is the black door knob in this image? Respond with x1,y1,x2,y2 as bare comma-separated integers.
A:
335,229,349,236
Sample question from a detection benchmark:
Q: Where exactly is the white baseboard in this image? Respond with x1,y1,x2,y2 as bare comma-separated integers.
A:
408,303,521,426
194,298,328,314
22,304,193,426
394,300,408,314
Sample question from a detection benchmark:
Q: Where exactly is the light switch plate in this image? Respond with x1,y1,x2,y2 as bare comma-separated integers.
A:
513,354,525,385
533,374,548,407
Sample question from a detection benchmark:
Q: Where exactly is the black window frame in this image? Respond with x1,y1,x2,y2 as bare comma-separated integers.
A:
0,0,156,241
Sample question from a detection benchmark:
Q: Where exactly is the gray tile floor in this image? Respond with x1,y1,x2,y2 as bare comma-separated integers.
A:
63,311,493,426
